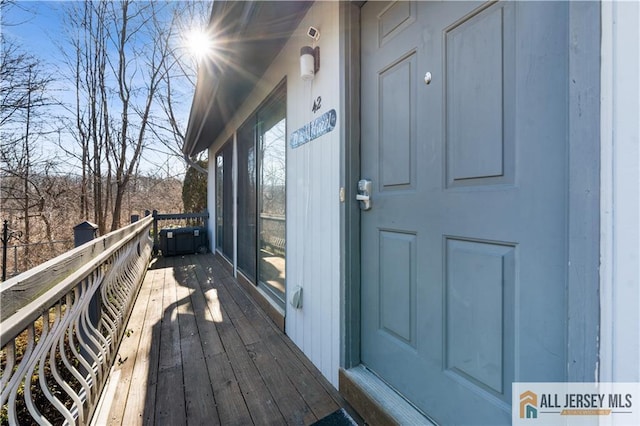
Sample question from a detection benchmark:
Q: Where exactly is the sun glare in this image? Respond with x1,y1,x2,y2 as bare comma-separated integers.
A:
186,29,212,60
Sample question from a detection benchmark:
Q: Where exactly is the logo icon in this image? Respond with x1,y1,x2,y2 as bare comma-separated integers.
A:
520,391,538,419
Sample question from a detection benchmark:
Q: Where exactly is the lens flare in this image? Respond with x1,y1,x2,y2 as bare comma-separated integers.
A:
186,28,212,60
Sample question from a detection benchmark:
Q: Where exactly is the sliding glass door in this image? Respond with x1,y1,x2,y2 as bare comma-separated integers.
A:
223,81,286,305
237,119,257,281
215,140,233,261
257,89,286,301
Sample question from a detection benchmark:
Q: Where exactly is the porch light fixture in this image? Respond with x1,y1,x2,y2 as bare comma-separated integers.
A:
300,46,320,81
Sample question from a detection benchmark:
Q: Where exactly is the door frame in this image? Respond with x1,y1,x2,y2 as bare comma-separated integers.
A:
339,0,601,406
339,0,364,370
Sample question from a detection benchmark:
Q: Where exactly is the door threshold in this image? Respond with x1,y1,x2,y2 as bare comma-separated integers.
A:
339,365,436,426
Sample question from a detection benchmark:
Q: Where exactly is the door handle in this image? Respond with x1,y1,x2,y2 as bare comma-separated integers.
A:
357,179,372,211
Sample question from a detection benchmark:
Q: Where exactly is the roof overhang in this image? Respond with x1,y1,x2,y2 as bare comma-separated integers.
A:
183,1,312,157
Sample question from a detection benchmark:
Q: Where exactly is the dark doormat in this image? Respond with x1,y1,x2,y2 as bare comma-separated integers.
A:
311,408,358,426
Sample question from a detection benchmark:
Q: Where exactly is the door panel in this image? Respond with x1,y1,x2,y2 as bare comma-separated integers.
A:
360,2,568,424
446,5,510,183
445,238,515,397
379,230,416,346
380,52,416,189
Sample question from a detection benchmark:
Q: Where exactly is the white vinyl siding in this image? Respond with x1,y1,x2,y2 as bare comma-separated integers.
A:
207,1,341,386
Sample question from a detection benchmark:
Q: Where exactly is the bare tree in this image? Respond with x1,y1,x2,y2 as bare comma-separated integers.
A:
61,1,209,232
1,39,33,130
58,1,110,230
148,1,210,175
0,0,204,274
1,18,58,269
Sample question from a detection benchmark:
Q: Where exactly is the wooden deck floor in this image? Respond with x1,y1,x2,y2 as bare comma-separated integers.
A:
93,254,358,426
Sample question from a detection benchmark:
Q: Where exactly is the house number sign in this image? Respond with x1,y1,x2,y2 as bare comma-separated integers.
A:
290,109,337,149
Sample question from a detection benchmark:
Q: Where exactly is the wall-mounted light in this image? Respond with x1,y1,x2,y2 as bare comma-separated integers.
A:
300,26,320,81
300,46,320,81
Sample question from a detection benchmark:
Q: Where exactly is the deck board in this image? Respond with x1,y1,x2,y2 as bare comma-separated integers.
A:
199,258,342,421
141,265,164,425
123,255,163,425
154,256,187,426
101,262,153,426
174,256,220,425
94,253,357,426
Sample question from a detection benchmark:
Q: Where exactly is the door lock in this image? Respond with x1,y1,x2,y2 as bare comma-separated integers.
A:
357,179,372,211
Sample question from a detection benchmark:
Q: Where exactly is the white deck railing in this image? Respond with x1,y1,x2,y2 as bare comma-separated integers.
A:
1,216,153,425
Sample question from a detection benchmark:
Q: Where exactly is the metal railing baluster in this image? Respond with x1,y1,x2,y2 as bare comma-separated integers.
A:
0,216,153,424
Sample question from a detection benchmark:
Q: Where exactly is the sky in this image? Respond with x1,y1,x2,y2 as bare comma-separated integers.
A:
3,2,61,60
2,1,210,179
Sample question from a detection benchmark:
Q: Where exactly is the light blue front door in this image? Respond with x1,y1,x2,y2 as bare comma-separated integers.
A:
360,1,569,423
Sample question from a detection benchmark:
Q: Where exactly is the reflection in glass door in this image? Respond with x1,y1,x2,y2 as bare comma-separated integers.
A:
237,120,257,280
215,141,233,261
257,89,286,302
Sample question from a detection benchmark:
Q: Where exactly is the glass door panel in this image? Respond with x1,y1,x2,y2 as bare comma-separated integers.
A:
257,89,286,302
237,121,257,280
216,141,233,260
